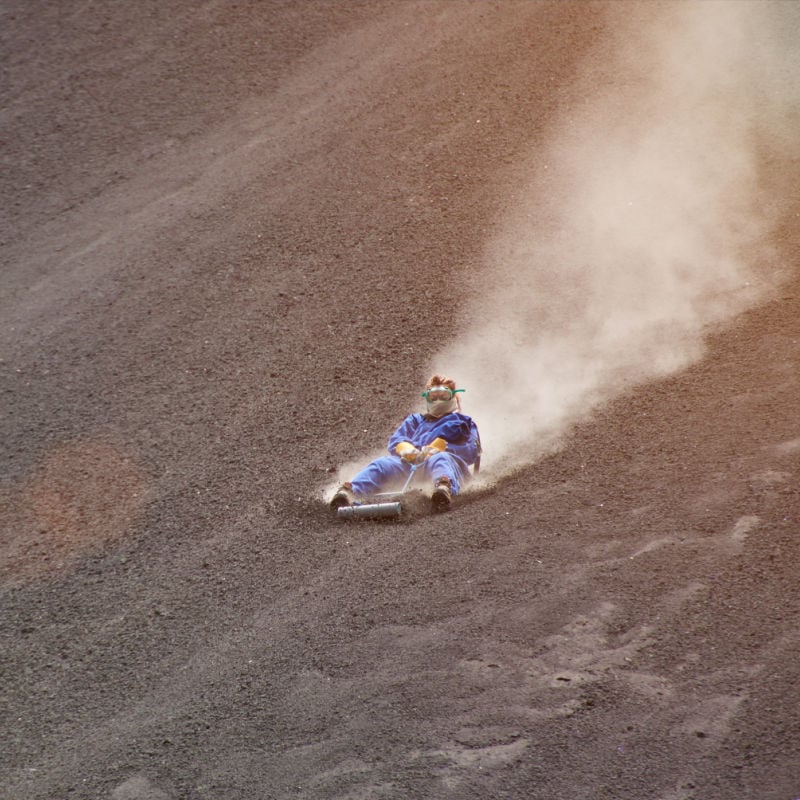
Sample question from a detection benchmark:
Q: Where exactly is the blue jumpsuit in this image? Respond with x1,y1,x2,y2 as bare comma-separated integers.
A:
350,412,481,499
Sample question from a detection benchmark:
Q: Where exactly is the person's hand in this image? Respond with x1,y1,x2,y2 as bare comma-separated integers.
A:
403,447,424,464
419,439,447,461
396,441,421,463
410,444,445,464
396,439,446,464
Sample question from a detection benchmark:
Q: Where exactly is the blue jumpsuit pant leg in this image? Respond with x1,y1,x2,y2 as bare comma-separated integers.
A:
350,456,410,498
423,452,468,495
350,452,470,499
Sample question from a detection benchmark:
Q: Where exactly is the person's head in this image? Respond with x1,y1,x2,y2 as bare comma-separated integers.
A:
422,374,464,418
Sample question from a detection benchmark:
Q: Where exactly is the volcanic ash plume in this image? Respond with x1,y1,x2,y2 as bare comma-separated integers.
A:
434,0,800,478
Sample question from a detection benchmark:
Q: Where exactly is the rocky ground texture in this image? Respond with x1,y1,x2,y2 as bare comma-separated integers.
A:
2,2,799,799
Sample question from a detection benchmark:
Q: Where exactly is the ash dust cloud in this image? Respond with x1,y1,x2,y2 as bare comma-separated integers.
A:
433,0,800,480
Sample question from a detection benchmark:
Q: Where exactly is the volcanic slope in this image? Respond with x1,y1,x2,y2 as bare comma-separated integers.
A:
1,2,799,800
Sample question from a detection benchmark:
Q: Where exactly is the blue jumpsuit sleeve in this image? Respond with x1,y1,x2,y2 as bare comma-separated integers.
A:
387,414,420,455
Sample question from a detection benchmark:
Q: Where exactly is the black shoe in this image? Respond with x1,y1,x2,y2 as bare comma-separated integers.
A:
330,483,355,511
431,478,451,513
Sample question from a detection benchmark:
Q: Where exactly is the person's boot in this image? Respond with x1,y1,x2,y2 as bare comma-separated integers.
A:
431,477,452,513
330,482,355,511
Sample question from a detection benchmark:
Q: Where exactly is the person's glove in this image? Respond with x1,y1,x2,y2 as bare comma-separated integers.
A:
420,437,448,460
395,441,422,463
396,438,448,464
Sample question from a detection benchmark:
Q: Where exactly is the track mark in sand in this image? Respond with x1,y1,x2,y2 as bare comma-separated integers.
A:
426,603,671,790
704,513,761,558
749,468,791,488
304,757,399,800
773,436,800,455
657,781,701,800
451,725,527,751
457,602,660,717
661,580,706,616
630,536,675,559
431,737,530,790
111,775,170,800
674,692,745,743
730,514,759,542
625,670,674,699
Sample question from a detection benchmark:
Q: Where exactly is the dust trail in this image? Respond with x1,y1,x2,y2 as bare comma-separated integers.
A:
433,0,800,478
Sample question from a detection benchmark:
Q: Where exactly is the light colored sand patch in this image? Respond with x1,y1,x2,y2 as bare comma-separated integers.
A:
112,775,170,800
431,738,529,790
550,669,597,687
660,581,706,616
629,504,657,517
689,486,740,514
452,725,525,748
750,469,791,487
583,538,626,560
774,436,800,455
458,601,657,721
440,737,529,769
630,536,675,559
656,782,695,800
675,693,745,742
731,514,759,541
625,670,674,699
332,785,402,800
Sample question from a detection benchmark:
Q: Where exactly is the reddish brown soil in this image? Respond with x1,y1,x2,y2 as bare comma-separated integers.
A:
2,3,799,799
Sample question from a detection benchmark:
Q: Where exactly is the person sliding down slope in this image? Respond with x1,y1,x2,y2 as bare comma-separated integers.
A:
330,374,481,513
